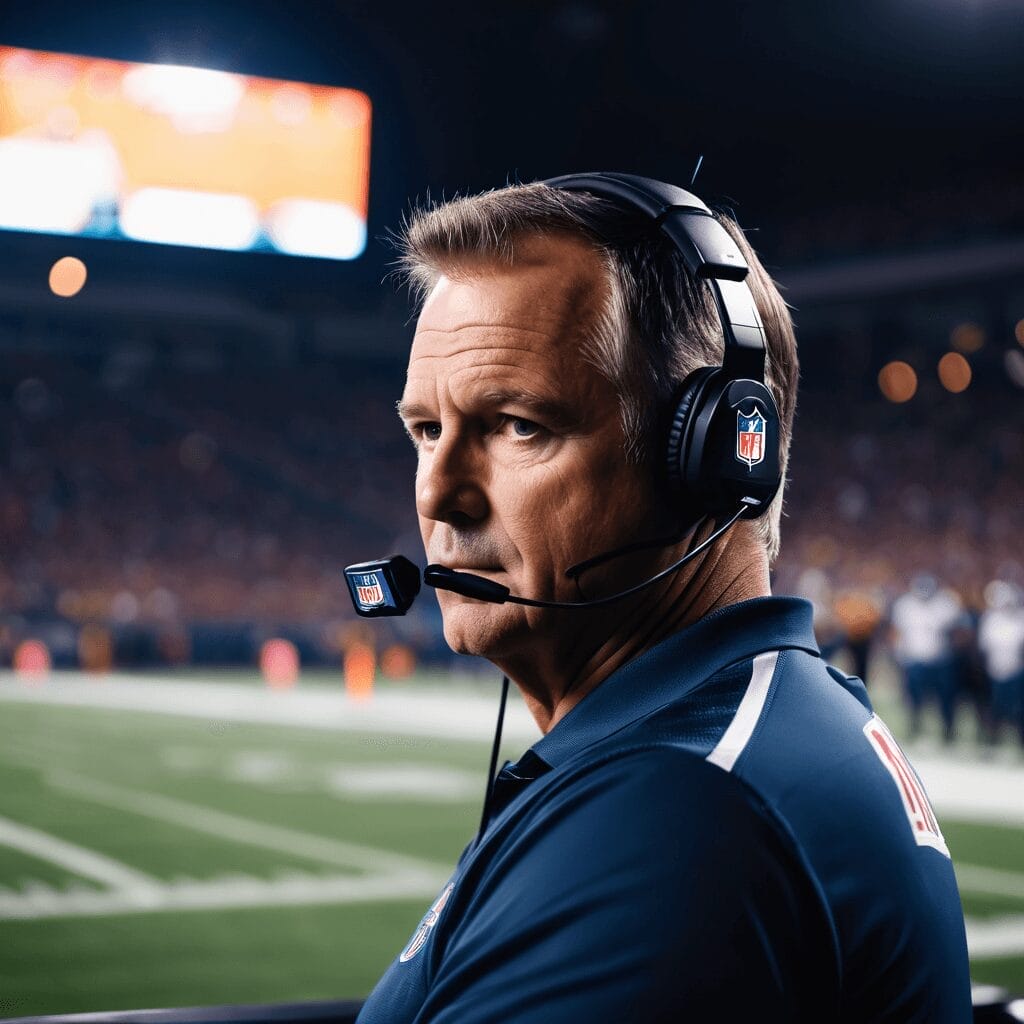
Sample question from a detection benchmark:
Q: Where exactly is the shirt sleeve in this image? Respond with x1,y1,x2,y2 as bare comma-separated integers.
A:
413,745,838,1023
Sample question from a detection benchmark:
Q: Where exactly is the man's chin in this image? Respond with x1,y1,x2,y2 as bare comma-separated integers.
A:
439,599,528,659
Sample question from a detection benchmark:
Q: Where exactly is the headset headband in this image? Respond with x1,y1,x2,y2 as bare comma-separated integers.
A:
541,172,767,383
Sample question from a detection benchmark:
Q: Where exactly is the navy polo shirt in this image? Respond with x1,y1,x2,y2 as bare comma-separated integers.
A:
356,597,972,1023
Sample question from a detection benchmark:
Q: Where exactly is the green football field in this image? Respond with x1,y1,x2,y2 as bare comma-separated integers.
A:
0,668,1022,1017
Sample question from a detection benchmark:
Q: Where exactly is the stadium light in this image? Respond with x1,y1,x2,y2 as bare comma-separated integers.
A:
48,256,87,297
938,351,972,392
878,360,918,403
950,321,985,353
1005,349,1024,388
121,63,245,133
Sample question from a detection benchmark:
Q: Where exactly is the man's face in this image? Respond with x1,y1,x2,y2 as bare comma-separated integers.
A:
399,233,664,658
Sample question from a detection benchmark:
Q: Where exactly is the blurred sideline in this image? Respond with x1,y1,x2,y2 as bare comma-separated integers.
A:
1,670,1020,816
3,672,1023,957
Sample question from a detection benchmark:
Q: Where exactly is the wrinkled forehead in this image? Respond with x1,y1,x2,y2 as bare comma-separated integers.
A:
409,234,609,370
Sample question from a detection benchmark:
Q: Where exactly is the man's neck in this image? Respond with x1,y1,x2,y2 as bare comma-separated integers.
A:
495,522,772,735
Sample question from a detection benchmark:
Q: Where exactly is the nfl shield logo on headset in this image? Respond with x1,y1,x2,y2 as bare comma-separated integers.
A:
736,405,766,469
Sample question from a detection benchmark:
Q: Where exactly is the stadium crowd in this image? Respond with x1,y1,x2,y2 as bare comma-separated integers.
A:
1,330,1022,745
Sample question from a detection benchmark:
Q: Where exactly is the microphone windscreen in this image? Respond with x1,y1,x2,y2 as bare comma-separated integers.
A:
344,556,421,617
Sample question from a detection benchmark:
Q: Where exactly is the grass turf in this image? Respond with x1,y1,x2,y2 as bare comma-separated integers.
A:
0,673,1021,1015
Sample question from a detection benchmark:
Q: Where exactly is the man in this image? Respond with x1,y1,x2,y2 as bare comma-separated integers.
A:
890,574,965,742
834,582,884,687
356,179,971,1022
979,579,1024,747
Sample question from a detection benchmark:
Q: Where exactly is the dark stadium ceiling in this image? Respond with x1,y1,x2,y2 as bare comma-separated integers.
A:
0,0,1021,310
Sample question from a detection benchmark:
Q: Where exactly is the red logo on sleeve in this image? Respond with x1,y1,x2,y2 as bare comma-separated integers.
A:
863,716,950,857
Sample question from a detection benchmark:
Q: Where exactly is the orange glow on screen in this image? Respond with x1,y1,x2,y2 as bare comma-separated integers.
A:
0,46,371,258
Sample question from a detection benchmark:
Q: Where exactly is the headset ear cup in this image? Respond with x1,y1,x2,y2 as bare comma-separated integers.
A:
665,366,719,504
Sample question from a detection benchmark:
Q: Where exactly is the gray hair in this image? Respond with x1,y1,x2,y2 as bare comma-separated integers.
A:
394,182,798,563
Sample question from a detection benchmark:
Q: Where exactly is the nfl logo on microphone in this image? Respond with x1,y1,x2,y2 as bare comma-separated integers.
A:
344,556,421,617
354,573,386,609
736,406,766,469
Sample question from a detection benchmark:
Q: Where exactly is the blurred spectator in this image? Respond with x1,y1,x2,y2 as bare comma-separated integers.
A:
795,568,842,651
833,586,884,688
979,581,1024,747
890,575,964,743
951,602,991,747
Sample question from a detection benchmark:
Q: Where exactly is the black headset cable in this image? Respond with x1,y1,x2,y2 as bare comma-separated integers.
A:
474,673,511,851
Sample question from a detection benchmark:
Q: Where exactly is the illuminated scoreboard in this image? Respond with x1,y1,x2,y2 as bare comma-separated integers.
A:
0,46,372,259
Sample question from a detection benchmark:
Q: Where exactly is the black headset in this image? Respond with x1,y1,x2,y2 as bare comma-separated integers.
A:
542,172,782,525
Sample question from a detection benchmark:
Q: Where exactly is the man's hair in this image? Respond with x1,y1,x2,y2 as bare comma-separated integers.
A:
394,182,798,562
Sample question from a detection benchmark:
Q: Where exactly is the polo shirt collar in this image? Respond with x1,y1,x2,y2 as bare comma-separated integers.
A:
527,595,819,773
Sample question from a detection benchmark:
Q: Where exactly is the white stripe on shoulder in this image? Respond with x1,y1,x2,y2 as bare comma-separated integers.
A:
705,650,780,773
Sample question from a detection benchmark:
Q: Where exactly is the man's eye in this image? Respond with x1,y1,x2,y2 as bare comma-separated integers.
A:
509,417,540,438
413,422,441,442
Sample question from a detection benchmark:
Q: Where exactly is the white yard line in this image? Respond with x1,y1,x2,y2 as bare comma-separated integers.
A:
0,869,446,921
958,864,1024,902
2,772,1023,949
0,774,451,921
0,673,542,743
0,815,162,897
46,771,452,879
3,673,1024,944
909,752,1024,829
965,915,1024,960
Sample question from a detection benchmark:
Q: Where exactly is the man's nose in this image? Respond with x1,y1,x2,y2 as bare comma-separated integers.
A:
416,434,489,525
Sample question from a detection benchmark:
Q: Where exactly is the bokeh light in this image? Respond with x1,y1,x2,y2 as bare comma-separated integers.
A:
14,639,51,682
950,322,984,353
1015,318,1024,348
938,351,972,393
1005,349,1024,389
878,361,918,403
260,638,299,689
344,642,376,702
48,256,87,297
381,644,416,680
78,623,114,673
